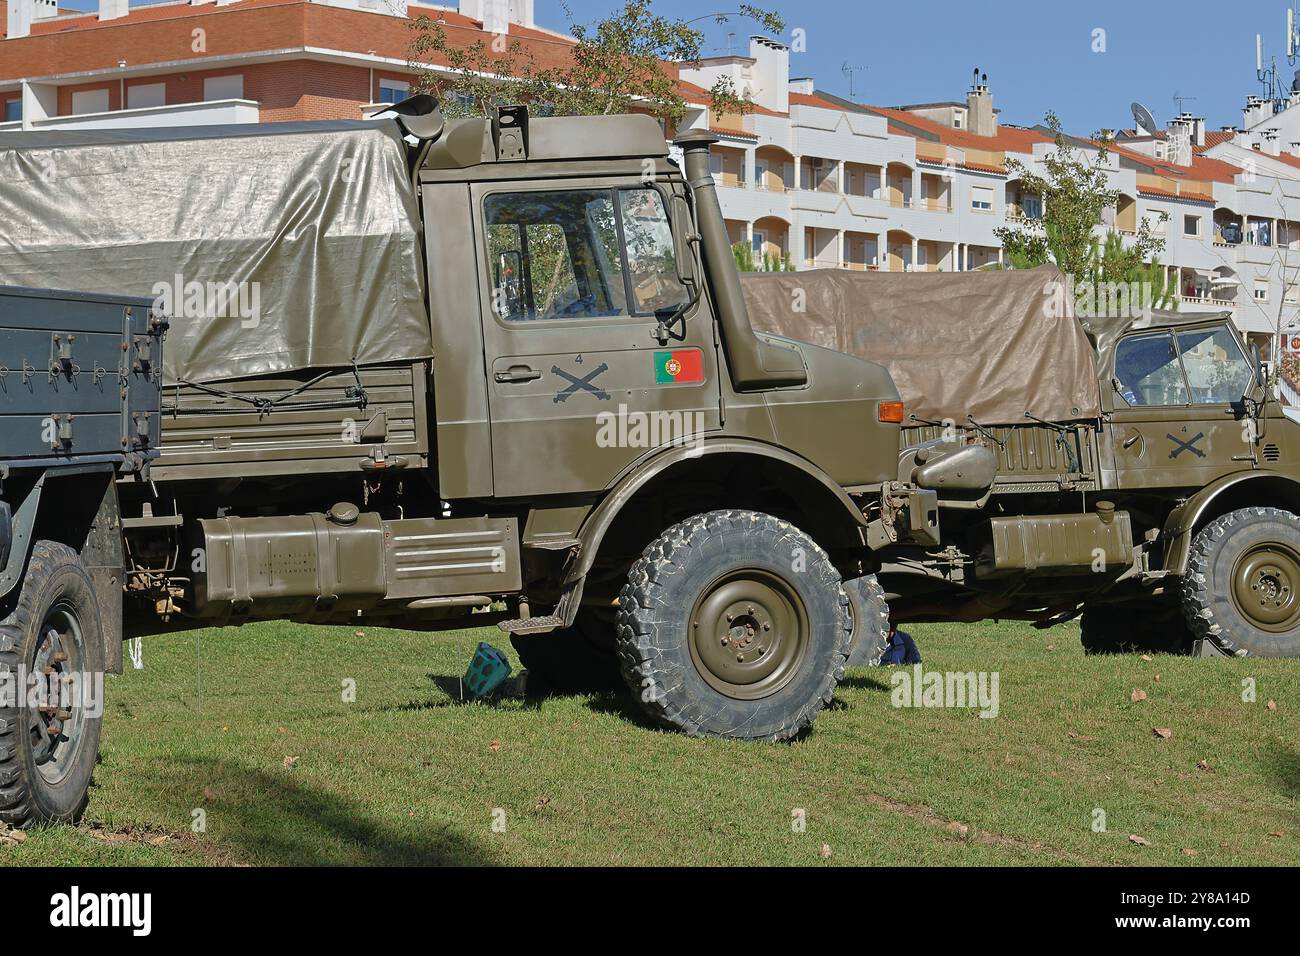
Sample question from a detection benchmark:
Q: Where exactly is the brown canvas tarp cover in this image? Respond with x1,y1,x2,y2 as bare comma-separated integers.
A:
0,120,431,384
741,266,1100,425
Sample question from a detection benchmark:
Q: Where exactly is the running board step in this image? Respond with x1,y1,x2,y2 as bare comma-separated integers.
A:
497,615,565,636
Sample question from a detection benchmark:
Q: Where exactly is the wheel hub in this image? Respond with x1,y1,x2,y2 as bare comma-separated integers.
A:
29,604,87,786
1232,544,1300,632
689,571,808,700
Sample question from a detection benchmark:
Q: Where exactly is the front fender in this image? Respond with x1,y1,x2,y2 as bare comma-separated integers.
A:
1162,470,1300,574
566,436,867,586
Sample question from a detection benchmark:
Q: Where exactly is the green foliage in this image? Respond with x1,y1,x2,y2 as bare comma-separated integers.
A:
410,1,784,123
732,241,794,273
1085,231,1177,313
995,113,1167,281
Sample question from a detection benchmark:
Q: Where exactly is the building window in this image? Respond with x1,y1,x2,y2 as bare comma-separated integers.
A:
1184,214,1201,237
1255,281,1270,303
971,185,993,211
1285,283,1299,305
751,230,765,254
70,89,110,116
3,100,19,123
203,75,244,101
378,79,410,104
126,83,166,110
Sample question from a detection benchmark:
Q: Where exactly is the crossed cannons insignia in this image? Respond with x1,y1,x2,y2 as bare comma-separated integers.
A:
1167,431,1206,460
552,362,610,403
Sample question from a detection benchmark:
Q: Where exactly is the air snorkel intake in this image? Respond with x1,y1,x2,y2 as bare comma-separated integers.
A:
675,129,807,390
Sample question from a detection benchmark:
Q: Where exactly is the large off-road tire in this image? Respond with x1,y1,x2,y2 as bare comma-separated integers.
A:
0,541,104,826
510,608,622,694
1181,506,1300,657
1079,601,1194,655
844,574,891,667
615,510,851,742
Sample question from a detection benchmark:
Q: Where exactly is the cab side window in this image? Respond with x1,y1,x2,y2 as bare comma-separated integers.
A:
1114,332,1189,406
486,190,625,321
484,187,688,322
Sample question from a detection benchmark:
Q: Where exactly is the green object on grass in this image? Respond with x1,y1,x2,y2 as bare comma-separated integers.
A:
464,641,512,698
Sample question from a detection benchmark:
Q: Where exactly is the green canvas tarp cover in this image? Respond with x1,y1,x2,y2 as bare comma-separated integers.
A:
741,266,1101,425
0,120,431,384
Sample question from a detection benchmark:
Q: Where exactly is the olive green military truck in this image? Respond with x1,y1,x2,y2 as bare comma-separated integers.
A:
744,267,1300,660
0,99,915,822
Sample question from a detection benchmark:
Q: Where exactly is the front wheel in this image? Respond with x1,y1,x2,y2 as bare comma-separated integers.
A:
0,541,105,826
615,510,851,741
1182,506,1300,657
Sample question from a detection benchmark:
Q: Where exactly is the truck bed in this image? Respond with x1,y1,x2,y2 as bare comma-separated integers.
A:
0,285,162,471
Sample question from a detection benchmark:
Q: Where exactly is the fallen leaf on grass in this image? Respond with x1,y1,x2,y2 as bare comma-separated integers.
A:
1140,654,1153,661
1181,847,1197,856
1129,835,1150,846
818,843,832,859
201,787,217,802
1154,674,1161,683
1068,732,1095,741
945,821,970,836
0,826,26,846
283,755,299,769
1268,831,1285,838
1267,700,1277,711
1046,644,1056,652
1131,688,1148,702
1196,759,1212,772
1152,727,1173,739
489,740,501,753
535,795,551,810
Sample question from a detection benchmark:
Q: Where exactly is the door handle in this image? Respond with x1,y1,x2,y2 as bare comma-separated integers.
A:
495,365,542,383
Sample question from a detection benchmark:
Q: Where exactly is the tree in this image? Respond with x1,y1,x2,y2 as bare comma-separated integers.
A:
732,241,794,273
996,113,1166,278
409,1,784,123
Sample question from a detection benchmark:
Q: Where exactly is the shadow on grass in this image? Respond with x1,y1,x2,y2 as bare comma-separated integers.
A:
156,757,498,866
1263,741,1300,802
839,672,894,693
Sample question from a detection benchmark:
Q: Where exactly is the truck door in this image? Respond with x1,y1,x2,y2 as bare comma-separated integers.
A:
473,181,721,497
1107,324,1257,488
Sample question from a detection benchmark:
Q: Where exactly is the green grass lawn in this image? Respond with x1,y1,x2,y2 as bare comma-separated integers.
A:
2,618,1297,866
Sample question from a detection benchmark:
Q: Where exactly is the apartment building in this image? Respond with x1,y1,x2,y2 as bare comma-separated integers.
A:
0,0,571,130
6,0,1300,355
677,36,1300,354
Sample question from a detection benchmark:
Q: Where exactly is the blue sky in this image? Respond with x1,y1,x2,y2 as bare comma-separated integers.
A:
54,0,1300,134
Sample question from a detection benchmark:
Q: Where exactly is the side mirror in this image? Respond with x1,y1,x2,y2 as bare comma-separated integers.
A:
668,192,700,288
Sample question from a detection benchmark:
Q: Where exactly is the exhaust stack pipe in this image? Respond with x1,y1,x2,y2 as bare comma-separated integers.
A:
674,129,807,390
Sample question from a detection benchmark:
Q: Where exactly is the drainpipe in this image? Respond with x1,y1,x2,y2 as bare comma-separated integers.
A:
675,128,807,390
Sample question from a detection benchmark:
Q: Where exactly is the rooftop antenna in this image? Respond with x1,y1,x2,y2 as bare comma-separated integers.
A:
1258,32,1285,108
1288,2,1300,63
841,62,865,98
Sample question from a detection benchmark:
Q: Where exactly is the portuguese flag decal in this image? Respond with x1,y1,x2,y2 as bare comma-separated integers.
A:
653,349,704,385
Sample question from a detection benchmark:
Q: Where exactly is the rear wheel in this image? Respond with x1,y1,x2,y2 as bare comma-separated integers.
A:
844,574,891,667
1182,506,1300,657
615,510,851,741
0,541,104,826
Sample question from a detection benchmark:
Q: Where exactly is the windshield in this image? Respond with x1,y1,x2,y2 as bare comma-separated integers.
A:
1114,324,1253,406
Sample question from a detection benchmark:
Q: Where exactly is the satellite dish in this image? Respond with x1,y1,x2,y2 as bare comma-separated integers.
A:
1131,101,1159,136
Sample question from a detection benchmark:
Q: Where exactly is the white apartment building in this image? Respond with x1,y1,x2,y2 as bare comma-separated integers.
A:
677,36,1300,356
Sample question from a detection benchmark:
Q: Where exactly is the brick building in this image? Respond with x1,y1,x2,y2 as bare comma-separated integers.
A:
1,0,580,129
